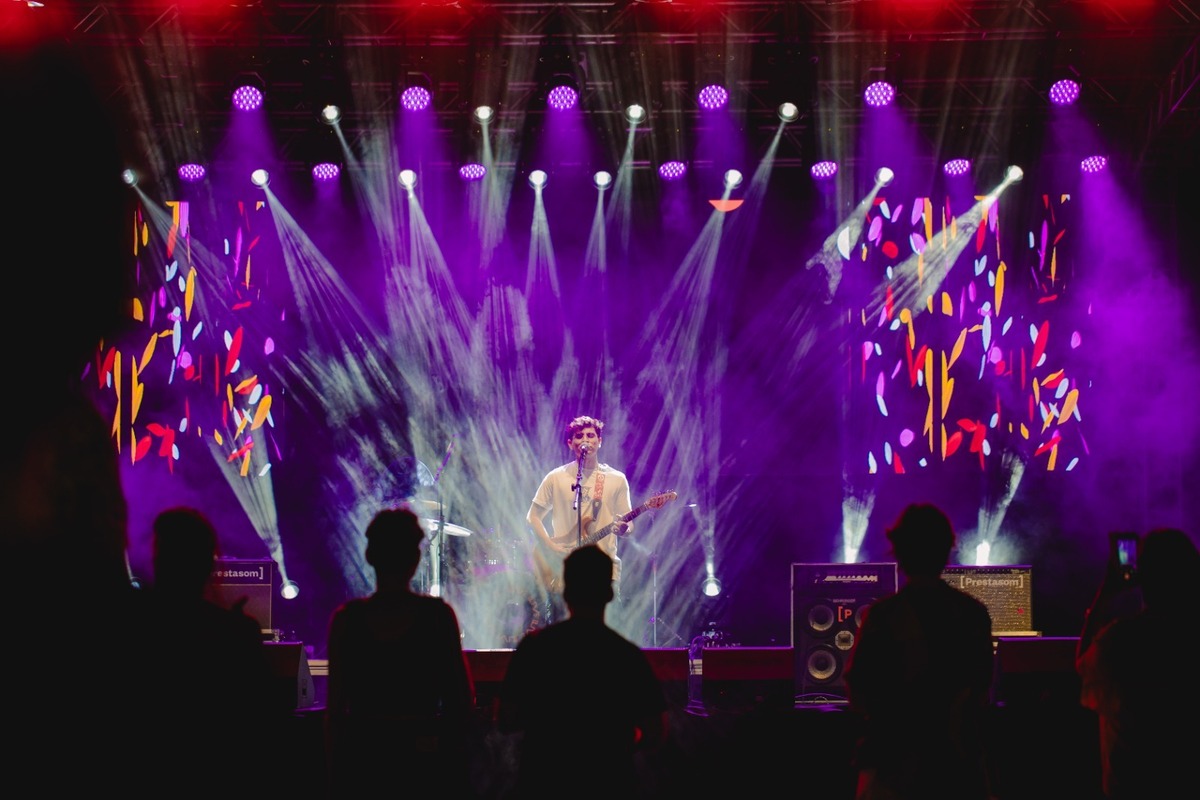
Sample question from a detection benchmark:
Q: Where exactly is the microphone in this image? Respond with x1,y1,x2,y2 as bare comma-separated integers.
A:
578,443,590,460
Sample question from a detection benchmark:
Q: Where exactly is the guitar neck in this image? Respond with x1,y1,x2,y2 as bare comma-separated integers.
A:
580,502,652,548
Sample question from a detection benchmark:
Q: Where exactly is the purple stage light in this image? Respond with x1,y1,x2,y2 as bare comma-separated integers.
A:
810,160,838,180
547,85,579,111
1049,79,1081,106
943,158,971,177
459,163,486,181
697,84,729,111
658,161,687,181
1080,155,1108,174
401,86,432,112
312,162,340,182
863,80,896,108
232,85,264,112
178,163,206,183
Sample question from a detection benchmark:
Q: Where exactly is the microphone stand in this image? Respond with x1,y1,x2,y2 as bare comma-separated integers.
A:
571,449,585,549
431,439,454,599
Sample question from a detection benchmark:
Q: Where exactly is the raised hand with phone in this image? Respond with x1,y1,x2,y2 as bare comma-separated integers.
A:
1075,528,1200,799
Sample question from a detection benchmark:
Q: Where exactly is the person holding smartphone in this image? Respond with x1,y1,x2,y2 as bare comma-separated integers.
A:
1075,528,1200,799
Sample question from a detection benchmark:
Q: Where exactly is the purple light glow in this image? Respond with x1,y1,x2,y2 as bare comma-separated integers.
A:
1049,79,1081,106
312,162,340,182
863,80,896,108
547,85,579,111
459,163,486,181
232,85,264,112
658,161,687,181
810,160,838,180
1080,155,1108,174
697,84,729,111
401,86,432,112
178,163,206,183
943,158,972,177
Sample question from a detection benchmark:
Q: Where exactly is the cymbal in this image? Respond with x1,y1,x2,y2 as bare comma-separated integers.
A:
411,499,443,513
422,518,471,537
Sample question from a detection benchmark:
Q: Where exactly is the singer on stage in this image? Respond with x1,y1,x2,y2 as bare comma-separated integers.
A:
527,415,633,623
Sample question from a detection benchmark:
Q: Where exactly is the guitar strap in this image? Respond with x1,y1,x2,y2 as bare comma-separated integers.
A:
592,472,605,506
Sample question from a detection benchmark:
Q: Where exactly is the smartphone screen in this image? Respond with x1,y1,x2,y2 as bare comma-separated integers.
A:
1115,535,1138,568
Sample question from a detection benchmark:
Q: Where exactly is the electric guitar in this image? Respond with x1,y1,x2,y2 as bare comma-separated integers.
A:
535,491,679,595
569,490,678,550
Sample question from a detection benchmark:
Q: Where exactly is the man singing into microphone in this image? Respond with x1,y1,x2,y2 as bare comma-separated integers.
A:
527,415,634,624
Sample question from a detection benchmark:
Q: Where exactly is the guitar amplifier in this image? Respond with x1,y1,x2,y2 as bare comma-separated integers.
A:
941,565,1033,635
204,559,275,634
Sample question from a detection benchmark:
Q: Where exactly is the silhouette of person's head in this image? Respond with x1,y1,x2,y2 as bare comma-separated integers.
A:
364,507,425,582
1137,527,1200,609
152,507,219,598
886,502,955,579
562,545,615,614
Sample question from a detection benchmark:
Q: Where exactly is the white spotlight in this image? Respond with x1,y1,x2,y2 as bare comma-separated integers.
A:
593,170,613,190
320,104,342,125
723,169,743,189
528,169,548,189
398,169,417,189
121,168,138,187
778,101,799,122
280,580,300,600
701,576,722,598
875,166,894,186
474,105,494,123
250,168,270,188
1006,165,1024,183
624,103,646,125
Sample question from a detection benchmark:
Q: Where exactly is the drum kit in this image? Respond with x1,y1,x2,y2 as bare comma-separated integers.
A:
406,497,540,648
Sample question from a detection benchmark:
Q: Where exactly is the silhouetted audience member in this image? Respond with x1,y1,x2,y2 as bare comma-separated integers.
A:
498,544,668,799
325,506,477,797
1076,527,1200,799
1,33,149,792
844,503,996,800
146,507,274,781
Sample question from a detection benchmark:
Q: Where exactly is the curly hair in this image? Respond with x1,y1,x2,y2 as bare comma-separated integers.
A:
564,415,605,443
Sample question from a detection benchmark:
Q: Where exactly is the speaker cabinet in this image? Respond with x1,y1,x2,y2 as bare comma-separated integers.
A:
791,563,897,703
